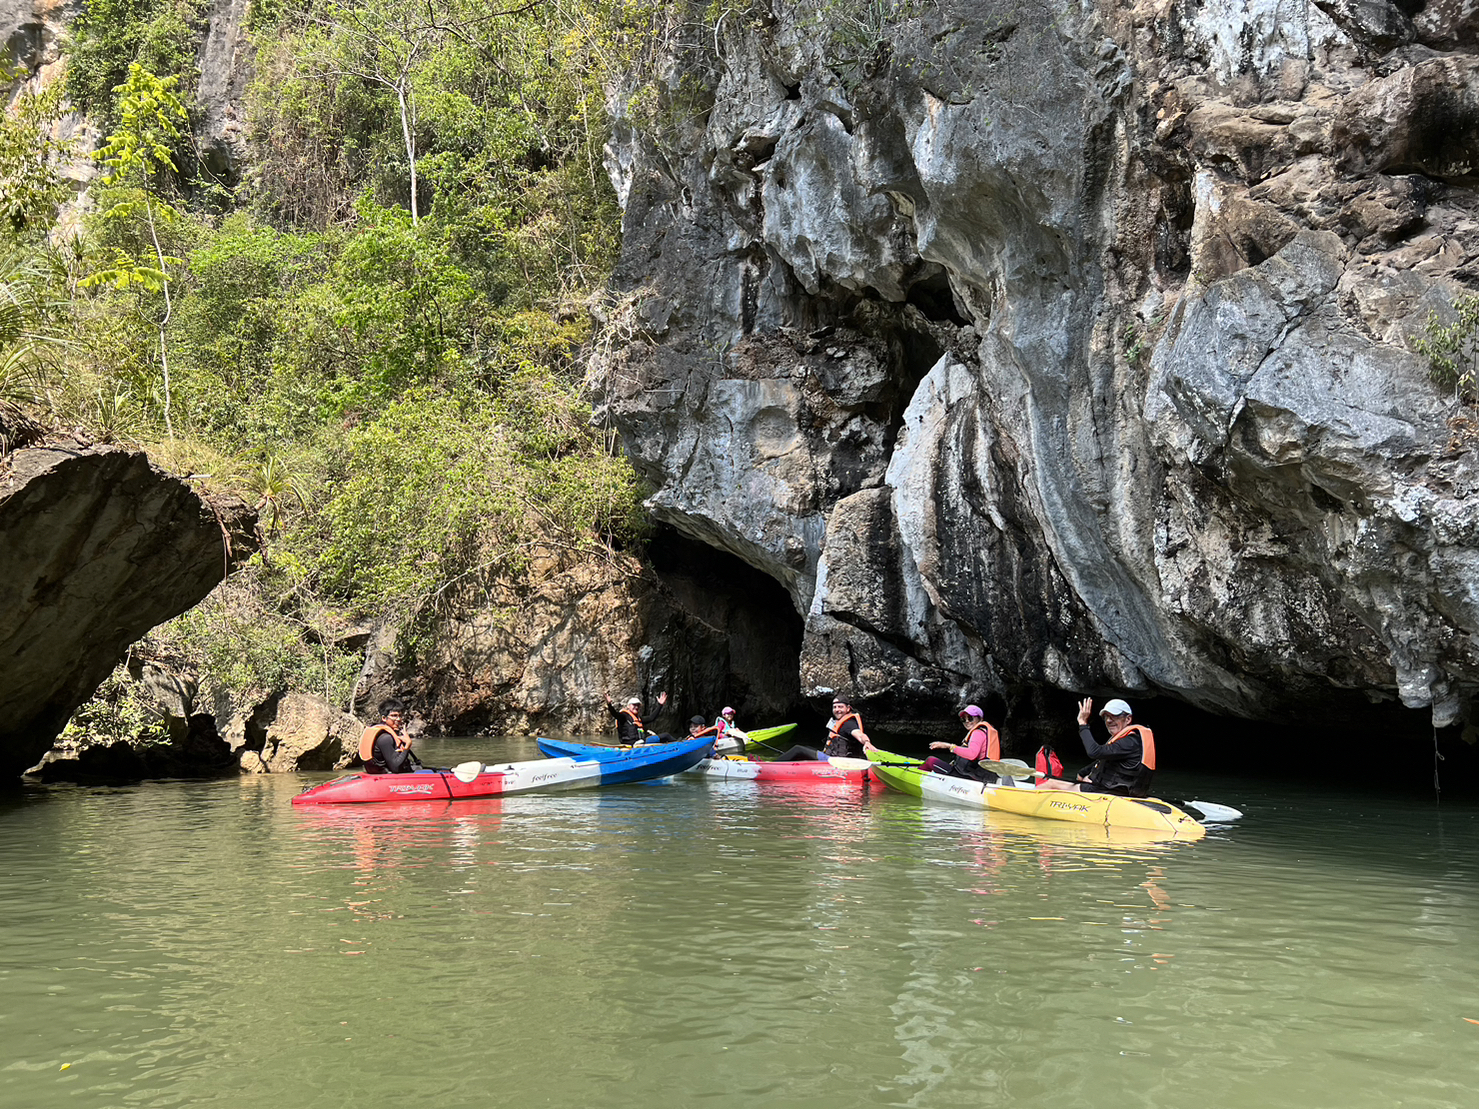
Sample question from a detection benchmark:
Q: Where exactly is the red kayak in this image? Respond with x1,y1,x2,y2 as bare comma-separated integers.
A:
291,767,517,805
292,737,714,805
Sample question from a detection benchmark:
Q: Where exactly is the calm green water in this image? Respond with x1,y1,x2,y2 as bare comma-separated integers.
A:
3,736,1478,1109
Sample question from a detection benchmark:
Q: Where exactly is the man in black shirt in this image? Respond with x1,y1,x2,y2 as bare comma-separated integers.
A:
358,699,415,774
604,690,667,744
1038,697,1156,797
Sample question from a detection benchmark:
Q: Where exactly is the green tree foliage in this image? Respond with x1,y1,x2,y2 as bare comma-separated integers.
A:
66,0,205,128
1414,292,1479,399
82,64,190,436
0,83,74,238
21,0,660,727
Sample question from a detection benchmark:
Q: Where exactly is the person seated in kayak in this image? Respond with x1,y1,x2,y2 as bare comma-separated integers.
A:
919,704,1000,781
1036,697,1156,797
604,690,668,744
358,698,415,774
713,706,748,754
773,697,870,760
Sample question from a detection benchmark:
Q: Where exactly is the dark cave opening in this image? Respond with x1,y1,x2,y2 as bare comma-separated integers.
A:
992,689,1479,800
837,682,1479,799
904,267,972,327
644,526,813,729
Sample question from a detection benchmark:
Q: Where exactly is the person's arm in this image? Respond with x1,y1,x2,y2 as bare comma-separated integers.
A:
1078,724,1142,764
954,727,990,760
376,730,412,773
841,718,870,747
644,691,670,732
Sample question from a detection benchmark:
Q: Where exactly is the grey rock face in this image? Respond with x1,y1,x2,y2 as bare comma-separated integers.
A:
373,533,805,737
194,0,253,183
0,439,259,771
229,691,361,774
594,0,1479,739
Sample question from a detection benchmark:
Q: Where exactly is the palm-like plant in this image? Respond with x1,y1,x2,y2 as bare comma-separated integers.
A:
0,247,70,407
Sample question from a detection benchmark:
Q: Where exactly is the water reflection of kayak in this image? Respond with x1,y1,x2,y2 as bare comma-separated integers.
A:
538,738,876,784
291,736,714,805
867,747,1206,841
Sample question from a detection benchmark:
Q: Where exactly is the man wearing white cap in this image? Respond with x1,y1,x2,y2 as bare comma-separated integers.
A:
603,690,668,745
1039,697,1157,796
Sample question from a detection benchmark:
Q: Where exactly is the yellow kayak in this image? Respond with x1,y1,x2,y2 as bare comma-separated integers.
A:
867,747,1206,841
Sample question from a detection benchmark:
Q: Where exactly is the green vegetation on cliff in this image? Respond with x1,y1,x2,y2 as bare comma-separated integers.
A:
5,0,675,736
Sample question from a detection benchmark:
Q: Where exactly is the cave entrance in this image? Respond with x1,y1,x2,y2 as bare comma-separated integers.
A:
643,526,810,728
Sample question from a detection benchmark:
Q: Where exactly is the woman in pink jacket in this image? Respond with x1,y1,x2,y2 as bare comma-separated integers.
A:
919,705,1001,782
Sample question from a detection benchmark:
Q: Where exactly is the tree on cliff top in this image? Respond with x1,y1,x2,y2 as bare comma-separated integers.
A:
81,64,189,439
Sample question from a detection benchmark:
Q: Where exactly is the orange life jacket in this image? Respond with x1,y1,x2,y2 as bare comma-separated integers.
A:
619,706,643,731
963,722,1000,762
1108,724,1156,770
691,725,719,739
828,712,862,743
358,724,397,763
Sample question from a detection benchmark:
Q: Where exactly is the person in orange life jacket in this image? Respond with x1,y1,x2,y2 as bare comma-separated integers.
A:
773,697,870,760
919,704,1000,782
604,690,668,744
358,698,414,774
1036,697,1156,797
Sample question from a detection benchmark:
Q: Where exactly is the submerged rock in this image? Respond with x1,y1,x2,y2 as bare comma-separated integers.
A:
594,0,1479,739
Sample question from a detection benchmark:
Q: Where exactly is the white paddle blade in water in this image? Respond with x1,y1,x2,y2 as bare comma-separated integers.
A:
1184,799,1243,822
452,761,484,784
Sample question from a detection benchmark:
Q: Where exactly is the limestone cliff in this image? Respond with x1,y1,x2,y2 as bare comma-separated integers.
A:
596,0,1479,739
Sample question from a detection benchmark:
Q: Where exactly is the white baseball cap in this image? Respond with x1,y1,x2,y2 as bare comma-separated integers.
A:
1100,698,1133,717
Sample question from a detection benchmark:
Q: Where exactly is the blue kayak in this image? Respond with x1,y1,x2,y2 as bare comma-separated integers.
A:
538,737,637,762
534,735,715,779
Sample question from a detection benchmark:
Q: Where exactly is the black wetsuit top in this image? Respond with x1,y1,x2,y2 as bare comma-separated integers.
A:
365,728,414,774
609,704,668,744
823,715,864,759
1077,724,1151,796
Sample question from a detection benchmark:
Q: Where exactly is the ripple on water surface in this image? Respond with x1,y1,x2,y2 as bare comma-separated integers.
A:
2,742,1478,1109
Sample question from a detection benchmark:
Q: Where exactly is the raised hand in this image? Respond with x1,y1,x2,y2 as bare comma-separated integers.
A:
1076,698,1093,726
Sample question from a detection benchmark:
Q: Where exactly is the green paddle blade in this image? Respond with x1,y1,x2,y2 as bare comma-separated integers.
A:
745,723,798,744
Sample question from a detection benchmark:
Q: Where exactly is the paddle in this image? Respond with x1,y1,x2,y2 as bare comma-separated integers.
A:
452,761,483,784
1181,799,1243,821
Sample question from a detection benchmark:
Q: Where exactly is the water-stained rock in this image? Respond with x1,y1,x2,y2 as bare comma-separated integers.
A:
593,0,1479,743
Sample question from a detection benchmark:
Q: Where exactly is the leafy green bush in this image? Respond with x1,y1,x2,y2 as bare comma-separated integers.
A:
66,0,206,133
1414,293,1479,399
